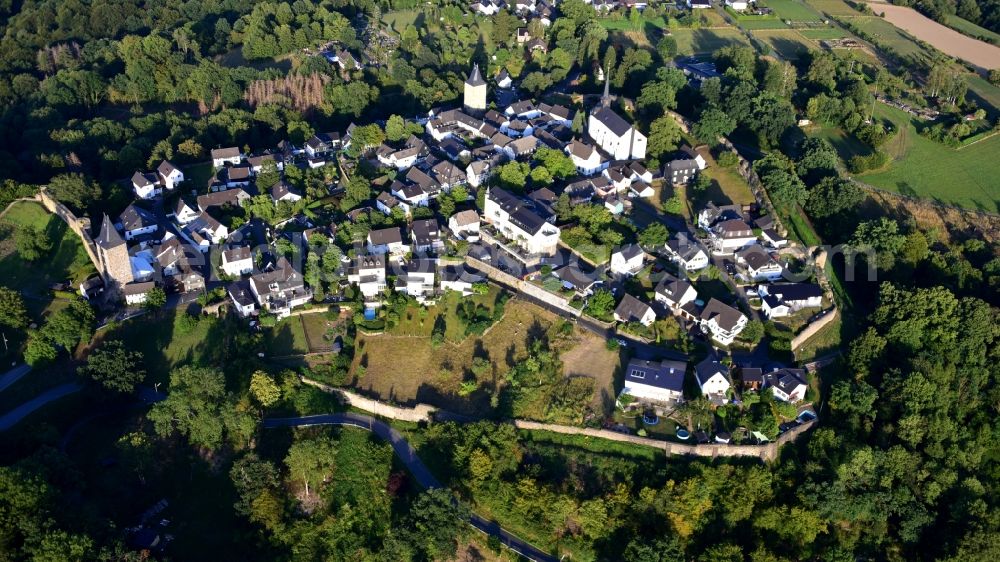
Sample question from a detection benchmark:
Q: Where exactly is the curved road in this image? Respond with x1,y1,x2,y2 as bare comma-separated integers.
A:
263,413,560,562
0,382,82,431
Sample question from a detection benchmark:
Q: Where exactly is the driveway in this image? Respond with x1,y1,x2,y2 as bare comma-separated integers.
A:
263,413,559,562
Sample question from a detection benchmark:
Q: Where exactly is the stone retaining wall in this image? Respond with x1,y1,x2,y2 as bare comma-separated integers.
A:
301,376,817,462
35,189,103,280
464,256,581,318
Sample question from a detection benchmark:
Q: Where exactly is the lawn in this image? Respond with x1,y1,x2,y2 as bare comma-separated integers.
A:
598,15,668,31
671,28,752,55
266,315,311,356
965,74,1000,116
0,201,96,350
806,124,872,161
739,18,793,30
806,0,862,16
182,161,214,192
102,311,236,385
752,28,817,59
944,14,1000,44
701,156,757,207
858,103,1000,211
793,313,843,361
761,0,825,21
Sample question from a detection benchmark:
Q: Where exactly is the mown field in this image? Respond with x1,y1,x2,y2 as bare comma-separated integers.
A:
671,28,752,55
858,104,1000,211
761,0,825,21
807,0,862,16
944,14,1000,44
753,28,817,58
846,15,938,63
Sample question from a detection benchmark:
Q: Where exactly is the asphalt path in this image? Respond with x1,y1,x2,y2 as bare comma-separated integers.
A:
0,364,31,393
0,382,82,431
263,413,560,562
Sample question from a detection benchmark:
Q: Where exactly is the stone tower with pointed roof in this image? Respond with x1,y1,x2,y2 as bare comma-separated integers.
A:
464,63,487,113
95,214,133,295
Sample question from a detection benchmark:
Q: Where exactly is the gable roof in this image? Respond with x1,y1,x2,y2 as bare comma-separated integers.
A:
655,274,695,302
695,356,729,386
591,106,633,137
410,219,441,246
450,209,480,228
368,227,403,246
211,147,241,160
615,294,653,323
553,265,599,290
157,160,180,177
615,244,644,262
487,187,551,236
700,298,745,331
118,203,158,233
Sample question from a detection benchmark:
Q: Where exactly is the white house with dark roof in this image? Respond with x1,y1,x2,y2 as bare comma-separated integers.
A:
117,203,159,240
614,294,656,326
655,274,699,311
270,181,302,205
736,246,784,281
170,198,199,225
439,264,485,294
156,160,184,190
710,219,757,254
483,187,560,256
131,172,161,200
221,246,254,278
764,368,808,402
695,355,731,399
566,139,605,176
249,257,311,319
699,298,748,346
367,227,407,255
664,234,710,271
620,358,687,404
553,265,601,296
665,158,699,185
411,219,444,253
448,210,480,241
347,255,387,298
211,147,243,168
228,279,258,318
759,283,823,318
610,244,645,276
186,212,229,247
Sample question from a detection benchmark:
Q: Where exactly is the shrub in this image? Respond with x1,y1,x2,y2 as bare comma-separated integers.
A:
716,151,738,167
847,151,889,173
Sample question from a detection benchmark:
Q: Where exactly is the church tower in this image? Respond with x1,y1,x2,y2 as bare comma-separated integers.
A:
95,214,133,295
464,63,487,113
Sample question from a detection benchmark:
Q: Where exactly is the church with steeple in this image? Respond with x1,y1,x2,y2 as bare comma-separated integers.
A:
464,63,487,113
587,68,647,160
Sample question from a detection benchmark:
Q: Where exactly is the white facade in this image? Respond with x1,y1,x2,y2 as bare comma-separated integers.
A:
588,107,647,160
347,257,387,299
484,188,560,256
221,250,254,278
610,248,644,276
566,141,605,176
725,0,748,9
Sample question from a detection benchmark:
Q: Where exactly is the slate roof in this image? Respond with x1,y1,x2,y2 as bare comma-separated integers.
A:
700,298,745,331
368,227,404,246
591,106,633,137
487,187,551,236
615,294,653,323
624,358,686,392
118,203,158,233
615,244,644,262
410,219,441,247
695,356,729,386
95,214,125,249
655,274,695,303
466,63,486,87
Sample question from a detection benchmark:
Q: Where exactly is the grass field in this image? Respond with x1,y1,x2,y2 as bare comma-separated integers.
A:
699,156,757,207
598,14,668,31
848,15,937,63
761,0,825,21
966,74,1000,115
383,287,503,342
806,0,862,16
945,14,1000,44
0,201,96,355
858,103,1000,211
799,27,852,39
182,162,214,192
752,28,817,58
740,18,793,30
104,311,234,384
806,124,872,160
671,28,752,55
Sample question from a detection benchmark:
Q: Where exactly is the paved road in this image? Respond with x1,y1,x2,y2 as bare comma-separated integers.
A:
0,364,31,394
263,413,560,562
0,382,82,431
